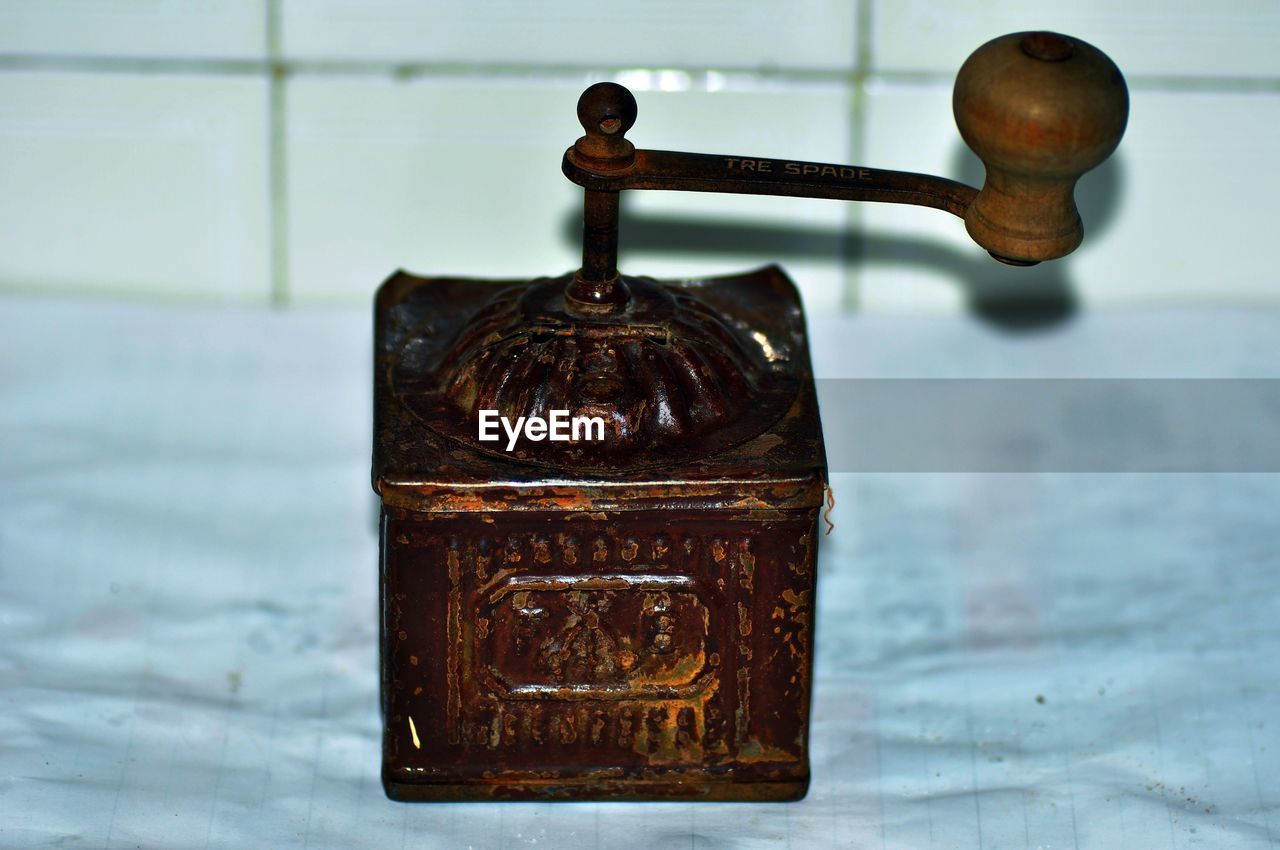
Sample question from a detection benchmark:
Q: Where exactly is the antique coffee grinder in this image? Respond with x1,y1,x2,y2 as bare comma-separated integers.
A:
372,32,1127,801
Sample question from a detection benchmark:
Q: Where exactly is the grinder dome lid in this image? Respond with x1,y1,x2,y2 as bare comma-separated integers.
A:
387,271,801,472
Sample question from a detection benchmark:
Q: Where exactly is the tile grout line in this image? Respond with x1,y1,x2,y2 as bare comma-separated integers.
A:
0,54,1277,94
0,54,867,81
843,0,875,313
266,0,288,308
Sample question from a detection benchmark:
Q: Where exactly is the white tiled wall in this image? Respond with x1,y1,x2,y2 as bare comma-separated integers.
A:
286,76,585,304
0,71,271,301
873,0,1280,78
0,0,265,59
281,0,857,71
1,1,1278,313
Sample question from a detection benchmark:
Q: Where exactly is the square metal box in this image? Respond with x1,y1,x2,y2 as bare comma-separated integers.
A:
373,265,826,801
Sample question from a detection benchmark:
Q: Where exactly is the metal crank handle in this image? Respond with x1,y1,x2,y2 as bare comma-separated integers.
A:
564,147,977,219
562,30,1127,311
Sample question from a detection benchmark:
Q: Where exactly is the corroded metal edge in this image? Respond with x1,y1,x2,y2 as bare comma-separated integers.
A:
383,774,809,803
374,476,826,513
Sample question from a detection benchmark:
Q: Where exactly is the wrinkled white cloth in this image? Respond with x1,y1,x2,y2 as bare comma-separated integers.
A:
2,295,1277,849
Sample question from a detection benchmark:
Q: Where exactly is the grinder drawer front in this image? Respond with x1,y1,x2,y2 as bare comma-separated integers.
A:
380,509,818,801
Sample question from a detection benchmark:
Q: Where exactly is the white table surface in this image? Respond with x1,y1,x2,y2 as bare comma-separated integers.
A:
2,294,1278,849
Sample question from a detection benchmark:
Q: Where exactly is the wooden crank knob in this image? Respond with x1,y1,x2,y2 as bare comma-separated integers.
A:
953,32,1128,264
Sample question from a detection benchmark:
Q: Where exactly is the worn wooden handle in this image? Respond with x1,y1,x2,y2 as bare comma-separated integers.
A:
953,32,1128,265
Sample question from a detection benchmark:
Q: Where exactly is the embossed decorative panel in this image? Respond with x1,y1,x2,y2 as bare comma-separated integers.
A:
380,513,817,800
479,578,711,698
